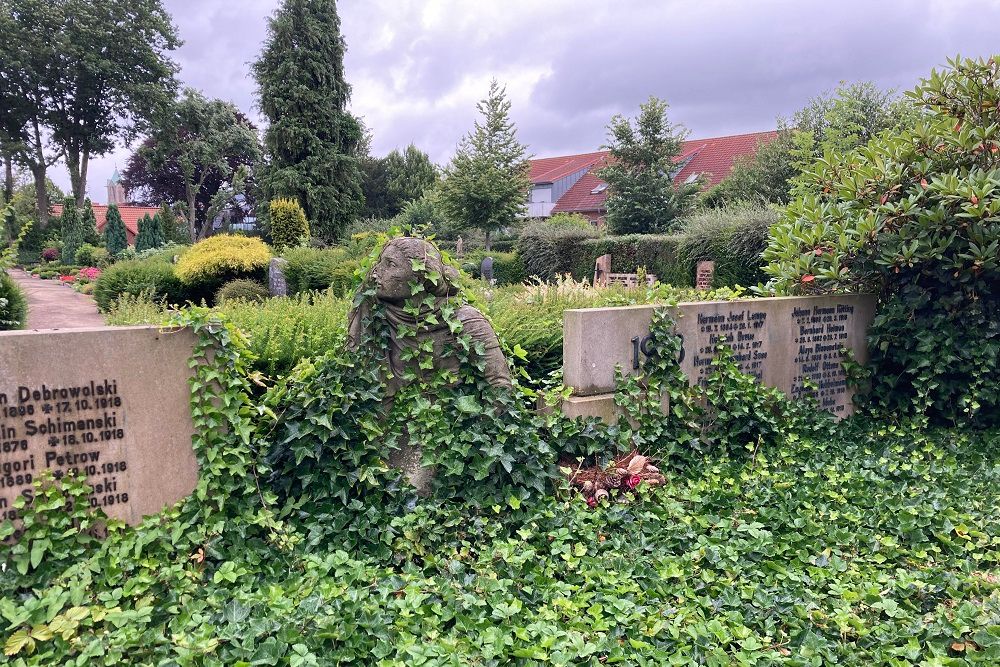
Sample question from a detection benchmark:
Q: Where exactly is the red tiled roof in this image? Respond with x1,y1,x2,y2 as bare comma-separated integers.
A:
540,130,779,213
530,151,607,183
51,203,164,241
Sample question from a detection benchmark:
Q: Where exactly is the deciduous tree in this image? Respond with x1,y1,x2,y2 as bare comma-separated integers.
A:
598,97,699,234
438,81,530,251
128,89,260,241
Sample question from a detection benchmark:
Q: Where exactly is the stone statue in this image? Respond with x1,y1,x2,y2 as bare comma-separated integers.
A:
455,236,464,258
348,237,511,395
347,237,511,493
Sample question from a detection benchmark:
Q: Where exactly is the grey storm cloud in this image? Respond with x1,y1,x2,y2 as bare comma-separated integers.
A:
74,0,1000,201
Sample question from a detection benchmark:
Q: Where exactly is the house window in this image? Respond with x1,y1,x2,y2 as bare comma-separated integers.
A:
590,183,607,194
684,172,701,184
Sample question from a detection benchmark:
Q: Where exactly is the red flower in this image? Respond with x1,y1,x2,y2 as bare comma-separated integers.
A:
59,275,76,283
625,475,642,490
801,274,815,283
586,496,597,508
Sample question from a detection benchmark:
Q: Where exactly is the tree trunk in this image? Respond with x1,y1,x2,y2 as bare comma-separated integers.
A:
484,228,492,252
187,191,199,240
66,147,91,206
31,163,49,228
2,152,12,204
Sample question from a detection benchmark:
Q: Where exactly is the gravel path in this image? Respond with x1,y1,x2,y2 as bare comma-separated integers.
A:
6,268,105,330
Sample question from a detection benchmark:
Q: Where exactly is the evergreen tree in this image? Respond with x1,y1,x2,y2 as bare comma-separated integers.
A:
60,197,84,264
135,213,155,251
149,208,164,248
269,198,310,250
104,203,128,256
81,198,101,245
437,80,531,251
598,96,700,234
253,0,364,241
156,201,188,244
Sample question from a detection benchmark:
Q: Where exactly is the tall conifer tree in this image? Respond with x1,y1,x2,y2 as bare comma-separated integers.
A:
60,197,83,264
253,0,363,241
135,213,154,251
104,204,128,256
81,198,101,245
438,80,531,251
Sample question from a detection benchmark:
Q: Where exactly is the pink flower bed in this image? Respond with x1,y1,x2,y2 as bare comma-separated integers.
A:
77,267,102,281
59,275,76,283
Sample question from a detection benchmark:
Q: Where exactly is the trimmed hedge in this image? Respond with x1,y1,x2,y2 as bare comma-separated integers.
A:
281,247,348,294
571,234,686,283
0,272,27,330
517,221,599,282
461,250,526,285
93,259,186,312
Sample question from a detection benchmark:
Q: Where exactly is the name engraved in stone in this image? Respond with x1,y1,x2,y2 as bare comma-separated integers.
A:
790,304,856,413
0,377,131,528
690,308,768,385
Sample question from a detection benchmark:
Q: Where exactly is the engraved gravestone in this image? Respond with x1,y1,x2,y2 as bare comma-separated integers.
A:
695,261,715,290
0,326,199,537
562,294,876,421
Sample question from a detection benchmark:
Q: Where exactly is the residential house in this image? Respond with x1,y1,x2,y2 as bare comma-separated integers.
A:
527,130,779,225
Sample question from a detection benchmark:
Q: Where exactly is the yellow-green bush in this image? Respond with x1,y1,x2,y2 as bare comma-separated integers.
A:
269,198,310,250
175,234,271,302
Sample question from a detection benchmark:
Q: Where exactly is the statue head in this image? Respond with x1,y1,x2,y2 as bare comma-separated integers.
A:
369,237,460,302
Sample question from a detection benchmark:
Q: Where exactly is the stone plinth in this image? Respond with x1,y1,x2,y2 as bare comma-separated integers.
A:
0,326,199,532
563,294,876,420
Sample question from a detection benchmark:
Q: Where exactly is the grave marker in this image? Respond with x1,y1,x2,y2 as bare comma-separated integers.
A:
695,261,715,290
563,294,876,420
1,326,199,535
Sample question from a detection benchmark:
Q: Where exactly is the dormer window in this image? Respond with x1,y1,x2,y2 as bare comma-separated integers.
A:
590,183,608,194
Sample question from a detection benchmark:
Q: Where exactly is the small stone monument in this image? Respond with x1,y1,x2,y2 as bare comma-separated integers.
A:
695,261,715,290
594,254,612,287
269,257,289,297
455,236,464,258
480,256,495,283
347,238,511,492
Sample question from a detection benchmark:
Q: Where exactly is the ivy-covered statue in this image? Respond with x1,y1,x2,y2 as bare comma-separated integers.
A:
347,236,511,395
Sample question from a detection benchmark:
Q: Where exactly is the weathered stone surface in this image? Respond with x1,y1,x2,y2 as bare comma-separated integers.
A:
269,257,289,297
593,254,612,287
695,261,715,290
563,294,876,418
0,326,199,531
480,256,494,283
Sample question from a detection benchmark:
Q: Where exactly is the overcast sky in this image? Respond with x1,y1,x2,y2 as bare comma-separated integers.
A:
62,0,1000,202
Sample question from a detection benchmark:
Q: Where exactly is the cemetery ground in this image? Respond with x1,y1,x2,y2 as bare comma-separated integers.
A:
2,282,999,665
5,268,104,329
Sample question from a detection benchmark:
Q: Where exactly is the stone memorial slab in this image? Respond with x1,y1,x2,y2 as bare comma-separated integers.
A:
1,326,199,534
563,294,876,419
695,261,715,290
269,257,289,297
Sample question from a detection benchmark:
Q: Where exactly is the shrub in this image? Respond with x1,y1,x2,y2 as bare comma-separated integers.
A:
175,234,271,302
217,279,271,304
763,55,1000,425
269,198,310,250
571,234,686,283
281,246,347,294
517,219,599,281
93,259,186,312
674,205,777,288
0,272,27,330
462,250,526,285
74,243,107,267
41,247,60,262
103,204,129,256
59,198,85,268
328,259,360,296
134,213,164,252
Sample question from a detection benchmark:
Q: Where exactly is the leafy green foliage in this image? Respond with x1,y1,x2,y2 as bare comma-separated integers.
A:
92,258,184,311
268,197,310,251
517,217,599,281
598,96,701,234
216,278,270,304
0,270,27,329
74,243,108,267
360,143,438,219
79,198,101,246
674,205,777,287
438,80,531,248
4,298,1000,663
102,203,128,256
133,213,155,252
703,129,799,206
58,198,84,267
764,55,1000,424
253,0,364,240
